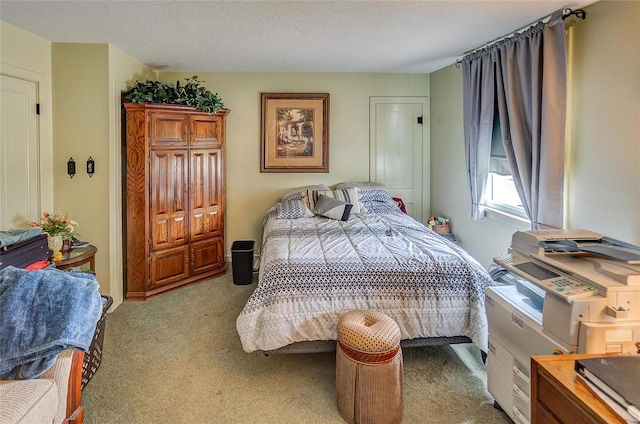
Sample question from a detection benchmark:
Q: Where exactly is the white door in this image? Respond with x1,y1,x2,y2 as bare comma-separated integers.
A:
370,97,429,222
0,74,40,230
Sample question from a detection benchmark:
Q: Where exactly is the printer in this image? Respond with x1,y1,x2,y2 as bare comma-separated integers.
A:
486,229,640,424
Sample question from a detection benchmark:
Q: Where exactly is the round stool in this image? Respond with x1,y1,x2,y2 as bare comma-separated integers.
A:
336,310,403,424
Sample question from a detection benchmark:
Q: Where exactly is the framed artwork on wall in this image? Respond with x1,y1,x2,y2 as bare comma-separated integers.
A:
260,92,330,173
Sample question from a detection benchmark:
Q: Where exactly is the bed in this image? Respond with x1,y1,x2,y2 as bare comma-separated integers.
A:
236,183,494,355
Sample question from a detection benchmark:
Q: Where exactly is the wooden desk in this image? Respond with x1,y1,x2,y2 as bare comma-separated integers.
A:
55,245,97,272
531,354,626,424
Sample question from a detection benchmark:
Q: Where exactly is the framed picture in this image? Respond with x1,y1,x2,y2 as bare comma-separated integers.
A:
260,92,330,173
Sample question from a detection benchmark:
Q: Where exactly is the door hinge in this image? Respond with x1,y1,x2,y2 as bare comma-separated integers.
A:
36,104,41,115
147,279,152,289
417,116,423,125
147,256,151,264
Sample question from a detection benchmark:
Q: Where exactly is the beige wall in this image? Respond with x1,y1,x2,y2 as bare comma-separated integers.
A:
50,43,155,305
430,0,640,268
568,0,640,243
0,22,54,210
52,43,111,293
160,72,429,257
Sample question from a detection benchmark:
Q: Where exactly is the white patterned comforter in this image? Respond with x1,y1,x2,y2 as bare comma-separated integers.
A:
236,205,493,353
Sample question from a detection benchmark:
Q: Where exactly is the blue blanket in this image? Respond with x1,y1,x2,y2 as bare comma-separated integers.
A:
0,266,102,379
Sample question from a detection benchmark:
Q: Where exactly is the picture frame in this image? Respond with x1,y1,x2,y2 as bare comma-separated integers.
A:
260,92,330,173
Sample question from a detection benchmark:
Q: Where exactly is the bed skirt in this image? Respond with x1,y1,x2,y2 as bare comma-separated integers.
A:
262,336,473,356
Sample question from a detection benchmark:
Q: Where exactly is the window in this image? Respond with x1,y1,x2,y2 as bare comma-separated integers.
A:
484,109,528,219
485,173,525,216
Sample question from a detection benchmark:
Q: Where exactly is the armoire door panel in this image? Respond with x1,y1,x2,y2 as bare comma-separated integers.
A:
190,238,224,276
190,151,207,210
190,149,222,239
150,150,188,250
151,246,189,288
151,150,188,212
152,215,170,247
191,114,223,147
191,212,206,239
169,214,188,245
151,213,188,250
206,150,222,208
150,113,189,147
205,149,222,236
206,208,222,238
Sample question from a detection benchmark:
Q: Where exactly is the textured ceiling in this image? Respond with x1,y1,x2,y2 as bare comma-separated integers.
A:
1,1,591,73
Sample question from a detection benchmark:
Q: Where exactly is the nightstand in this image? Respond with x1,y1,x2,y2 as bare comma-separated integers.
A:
55,244,97,272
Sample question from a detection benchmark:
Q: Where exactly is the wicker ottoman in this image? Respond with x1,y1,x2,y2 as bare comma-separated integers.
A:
336,310,403,424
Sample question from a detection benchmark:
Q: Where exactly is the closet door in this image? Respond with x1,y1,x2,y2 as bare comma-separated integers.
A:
150,149,188,251
0,75,39,230
190,149,222,241
369,97,429,222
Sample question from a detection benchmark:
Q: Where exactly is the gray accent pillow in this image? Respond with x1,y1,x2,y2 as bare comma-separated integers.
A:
276,199,314,219
313,194,353,221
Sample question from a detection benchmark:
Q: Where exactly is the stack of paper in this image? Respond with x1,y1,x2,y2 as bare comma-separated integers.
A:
575,356,640,423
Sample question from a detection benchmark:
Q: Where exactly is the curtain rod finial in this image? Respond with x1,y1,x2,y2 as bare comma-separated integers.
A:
562,8,586,20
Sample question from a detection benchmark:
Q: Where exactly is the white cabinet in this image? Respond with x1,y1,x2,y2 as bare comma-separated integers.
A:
485,286,570,424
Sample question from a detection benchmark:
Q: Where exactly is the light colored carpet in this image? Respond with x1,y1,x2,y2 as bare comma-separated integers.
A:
82,271,512,424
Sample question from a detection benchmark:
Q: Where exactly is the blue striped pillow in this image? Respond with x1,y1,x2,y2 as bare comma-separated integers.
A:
303,187,363,214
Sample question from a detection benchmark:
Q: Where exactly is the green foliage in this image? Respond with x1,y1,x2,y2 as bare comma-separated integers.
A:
123,76,224,113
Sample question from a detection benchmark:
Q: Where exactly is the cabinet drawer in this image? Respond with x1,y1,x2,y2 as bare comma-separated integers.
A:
537,373,594,424
533,402,561,424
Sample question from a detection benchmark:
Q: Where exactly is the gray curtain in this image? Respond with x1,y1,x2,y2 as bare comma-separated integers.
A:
463,10,566,228
462,49,496,220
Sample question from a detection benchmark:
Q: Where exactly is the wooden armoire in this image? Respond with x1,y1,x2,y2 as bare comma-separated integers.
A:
123,103,229,300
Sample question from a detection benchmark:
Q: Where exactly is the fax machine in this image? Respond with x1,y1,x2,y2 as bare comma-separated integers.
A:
486,229,640,424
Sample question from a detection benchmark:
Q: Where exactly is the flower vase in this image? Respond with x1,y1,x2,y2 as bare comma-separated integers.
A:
48,234,63,255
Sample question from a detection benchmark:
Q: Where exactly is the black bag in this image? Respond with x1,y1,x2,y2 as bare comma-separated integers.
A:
0,233,49,270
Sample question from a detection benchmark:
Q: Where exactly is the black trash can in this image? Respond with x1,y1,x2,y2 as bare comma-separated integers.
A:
231,240,254,285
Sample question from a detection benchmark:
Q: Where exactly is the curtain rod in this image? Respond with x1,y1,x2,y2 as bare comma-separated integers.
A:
454,8,586,68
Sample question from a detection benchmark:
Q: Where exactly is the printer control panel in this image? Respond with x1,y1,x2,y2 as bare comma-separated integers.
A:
494,252,598,303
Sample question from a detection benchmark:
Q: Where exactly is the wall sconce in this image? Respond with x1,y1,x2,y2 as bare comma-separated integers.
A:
86,156,95,177
67,157,76,179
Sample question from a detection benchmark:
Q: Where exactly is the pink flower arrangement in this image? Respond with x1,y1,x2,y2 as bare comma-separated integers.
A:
30,212,79,237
